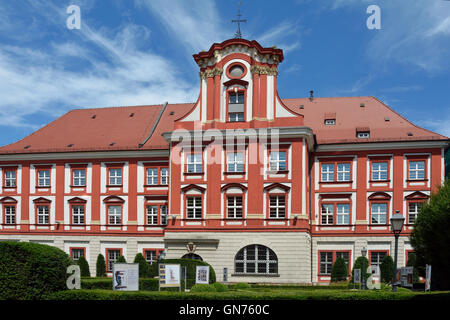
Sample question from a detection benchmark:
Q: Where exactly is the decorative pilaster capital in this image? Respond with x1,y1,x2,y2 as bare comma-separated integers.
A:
250,65,278,76
199,67,223,79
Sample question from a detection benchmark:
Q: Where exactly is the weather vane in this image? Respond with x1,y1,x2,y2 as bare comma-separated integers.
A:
231,0,247,38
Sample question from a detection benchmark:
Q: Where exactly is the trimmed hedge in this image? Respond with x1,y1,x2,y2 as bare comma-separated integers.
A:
81,277,185,291
0,241,71,300
149,258,216,289
134,253,150,278
77,256,91,277
96,254,106,277
190,284,217,292
331,257,348,282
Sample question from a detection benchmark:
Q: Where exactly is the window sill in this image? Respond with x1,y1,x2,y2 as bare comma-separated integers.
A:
184,172,204,176
319,181,353,184
368,180,390,183
3,186,17,189
232,273,280,277
143,184,169,187
70,185,86,188
36,186,51,189
224,171,245,175
406,179,428,182
106,185,123,188
266,170,289,175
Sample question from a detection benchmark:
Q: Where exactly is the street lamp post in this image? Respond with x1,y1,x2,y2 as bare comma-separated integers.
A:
390,210,405,292
361,247,367,290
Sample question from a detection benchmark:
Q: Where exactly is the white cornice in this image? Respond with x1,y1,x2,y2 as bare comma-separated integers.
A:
0,149,169,161
316,140,449,152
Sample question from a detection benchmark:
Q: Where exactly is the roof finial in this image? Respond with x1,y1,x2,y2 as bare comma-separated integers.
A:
231,0,247,38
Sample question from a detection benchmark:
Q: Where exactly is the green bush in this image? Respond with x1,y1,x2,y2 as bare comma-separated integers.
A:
406,253,420,283
148,258,216,289
96,254,106,277
190,284,217,292
77,256,91,277
213,282,229,292
232,282,251,289
380,255,394,283
0,241,71,300
116,255,127,263
81,277,160,291
331,257,348,282
133,253,150,278
350,256,371,284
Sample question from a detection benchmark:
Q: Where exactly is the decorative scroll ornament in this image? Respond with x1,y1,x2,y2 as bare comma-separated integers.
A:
199,67,224,79
250,65,278,76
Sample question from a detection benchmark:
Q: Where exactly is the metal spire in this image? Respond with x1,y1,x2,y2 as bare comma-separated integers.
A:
231,0,246,38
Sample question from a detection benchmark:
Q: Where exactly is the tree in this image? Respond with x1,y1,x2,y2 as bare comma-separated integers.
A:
116,255,127,263
134,253,150,278
330,257,348,282
96,254,106,277
77,256,91,277
380,255,394,284
410,179,450,290
350,256,371,284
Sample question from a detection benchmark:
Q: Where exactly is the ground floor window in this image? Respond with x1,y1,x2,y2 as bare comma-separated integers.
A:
235,244,278,275
319,252,333,275
107,249,121,271
71,248,85,261
370,251,388,270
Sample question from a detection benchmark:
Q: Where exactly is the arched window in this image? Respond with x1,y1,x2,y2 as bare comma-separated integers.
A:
235,244,278,275
181,253,203,261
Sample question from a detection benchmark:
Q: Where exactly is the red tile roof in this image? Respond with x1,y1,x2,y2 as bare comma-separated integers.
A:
0,96,447,155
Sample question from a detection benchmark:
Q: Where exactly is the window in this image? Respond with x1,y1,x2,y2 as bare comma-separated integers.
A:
321,164,334,182
269,195,285,219
409,161,425,180
324,119,336,125
73,169,86,186
336,252,350,270
357,131,370,138
372,162,388,181
4,170,16,187
4,206,15,224
161,168,169,185
337,163,351,181
38,170,50,187
371,203,387,224
187,154,202,173
370,251,387,269
228,92,244,122
71,249,85,261
108,205,122,225
235,245,278,275
186,196,202,219
146,205,158,225
320,252,333,275
144,250,157,265
408,202,422,224
228,64,245,78
37,205,49,224
227,152,244,172
108,168,122,185
107,249,121,271
227,196,243,219
161,205,168,225
146,168,158,185
269,151,287,171
72,205,85,225
336,204,350,224
321,204,334,225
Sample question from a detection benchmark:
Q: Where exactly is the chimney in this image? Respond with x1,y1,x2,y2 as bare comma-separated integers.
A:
309,90,314,102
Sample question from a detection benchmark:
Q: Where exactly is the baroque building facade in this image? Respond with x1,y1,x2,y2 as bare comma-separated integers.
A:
0,38,448,283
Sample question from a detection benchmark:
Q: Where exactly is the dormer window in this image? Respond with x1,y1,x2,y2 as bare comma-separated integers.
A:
357,132,370,138
228,91,245,122
324,119,336,126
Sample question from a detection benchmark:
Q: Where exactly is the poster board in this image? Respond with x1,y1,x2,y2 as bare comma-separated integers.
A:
196,266,210,284
159,264,181,288
400,266,414,288
112,263,139,291
425,264,431,291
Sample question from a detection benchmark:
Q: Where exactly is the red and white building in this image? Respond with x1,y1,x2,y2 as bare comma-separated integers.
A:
0,38,448,283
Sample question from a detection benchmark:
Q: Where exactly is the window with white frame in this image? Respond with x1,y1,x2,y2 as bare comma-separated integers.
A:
108,168,122,185
337,163,351,181
144,250,157,265
227,152,244,172
228,92,245,122
269,151,287,171
321,164,334,182
4,206,15,224
370,251,387,269
321,204,334,225
186,197,202,219
107,249,121,271
187,154,203,173
371,203,387,224
38,170,50,187
146,168,158,185
324,119,336,125
409,161,425,180
4,171,16,187
73,169,86,186
72,205,85,225
357,131,370,138
161,168,169,185
372,162,388,181
37,205,49,224
108,205,122,225
336,252,350,270
146,205,158,225
161,205,168,225
269,195,285,219
336,204,350,224
71,249,84,261
408,202,423,224
227,196,243,219
235,245,278,274
320,252,333,275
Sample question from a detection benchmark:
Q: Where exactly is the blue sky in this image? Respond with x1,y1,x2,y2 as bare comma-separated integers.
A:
0,0,449,148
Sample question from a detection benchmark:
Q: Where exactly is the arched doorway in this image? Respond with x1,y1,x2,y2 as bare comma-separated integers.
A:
181,253,203,261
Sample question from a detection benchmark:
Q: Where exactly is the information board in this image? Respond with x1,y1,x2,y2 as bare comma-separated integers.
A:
112,263,139,291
